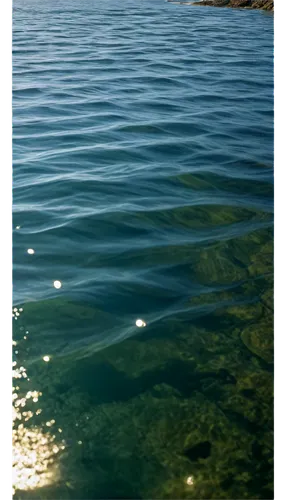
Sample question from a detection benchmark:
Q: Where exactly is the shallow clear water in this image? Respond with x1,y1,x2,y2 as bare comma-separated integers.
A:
13,0,273,498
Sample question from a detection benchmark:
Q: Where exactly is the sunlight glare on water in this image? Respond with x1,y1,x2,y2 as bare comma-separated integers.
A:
12,313,64,495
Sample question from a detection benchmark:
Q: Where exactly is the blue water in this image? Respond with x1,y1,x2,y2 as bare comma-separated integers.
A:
13,1,273,498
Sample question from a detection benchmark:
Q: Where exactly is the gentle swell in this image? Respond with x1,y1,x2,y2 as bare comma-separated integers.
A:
13,0,273,357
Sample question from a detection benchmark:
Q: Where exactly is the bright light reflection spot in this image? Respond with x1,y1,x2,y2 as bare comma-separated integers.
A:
13,424,58,492
43,356,50,363
135,319,146,328
13,338,61,493
186,476,194,486
27,249,35,255
46,421,52,427
53,280,62,289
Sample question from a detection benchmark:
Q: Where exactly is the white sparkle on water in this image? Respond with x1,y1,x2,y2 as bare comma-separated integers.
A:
27,249,35,255
135,319,146,328
53,281,62,289
186,476,194,486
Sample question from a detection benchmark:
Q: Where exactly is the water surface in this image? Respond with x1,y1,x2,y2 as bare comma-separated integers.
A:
13,0,273,498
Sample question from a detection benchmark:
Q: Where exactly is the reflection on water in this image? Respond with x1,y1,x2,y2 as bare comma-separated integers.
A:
12,309,64,495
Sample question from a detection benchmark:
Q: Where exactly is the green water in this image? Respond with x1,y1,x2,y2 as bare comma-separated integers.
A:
13,0,273,498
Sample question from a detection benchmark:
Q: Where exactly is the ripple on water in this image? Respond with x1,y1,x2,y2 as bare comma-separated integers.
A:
13,1,273,497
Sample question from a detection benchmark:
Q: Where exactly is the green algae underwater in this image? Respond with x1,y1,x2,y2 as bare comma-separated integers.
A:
13,223,273,500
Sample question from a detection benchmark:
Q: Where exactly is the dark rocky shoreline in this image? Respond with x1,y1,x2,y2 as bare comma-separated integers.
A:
167,0,274,11
191,0,274,10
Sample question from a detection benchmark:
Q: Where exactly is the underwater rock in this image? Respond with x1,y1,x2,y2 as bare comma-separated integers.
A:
241,318,273,363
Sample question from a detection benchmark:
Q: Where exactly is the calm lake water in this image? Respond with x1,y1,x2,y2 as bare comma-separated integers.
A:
13,0,273,498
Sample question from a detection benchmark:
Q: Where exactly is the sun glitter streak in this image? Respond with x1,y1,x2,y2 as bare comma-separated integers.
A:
13,423,56,491
13,314,64,494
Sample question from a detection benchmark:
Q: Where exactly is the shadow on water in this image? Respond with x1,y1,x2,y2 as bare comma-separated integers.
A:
60,359,237,405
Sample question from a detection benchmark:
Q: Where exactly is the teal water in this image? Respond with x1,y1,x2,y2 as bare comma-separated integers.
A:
13,0,273,498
